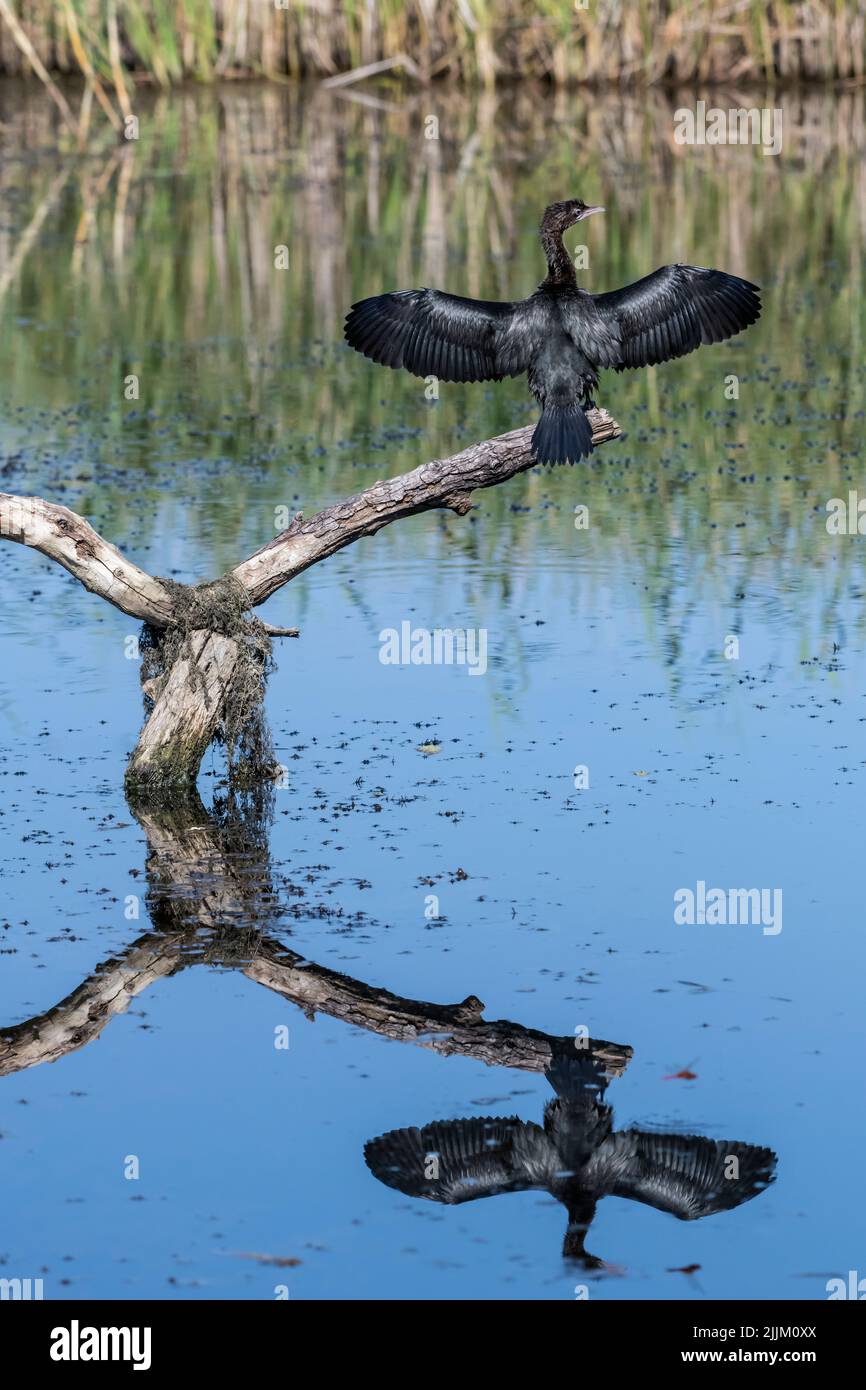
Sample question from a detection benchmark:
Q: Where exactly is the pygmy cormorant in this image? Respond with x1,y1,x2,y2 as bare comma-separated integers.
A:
365,1054,776,1267
344,199,761,465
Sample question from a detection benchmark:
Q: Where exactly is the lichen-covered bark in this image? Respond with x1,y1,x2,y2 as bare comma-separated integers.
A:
125,629,244,789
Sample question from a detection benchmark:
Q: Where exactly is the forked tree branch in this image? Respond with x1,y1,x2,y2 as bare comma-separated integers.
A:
1,415,620,785
0,787,633,1080
0,411,619,622
0,931,632,1079
0,492,174,623
232,413,619,603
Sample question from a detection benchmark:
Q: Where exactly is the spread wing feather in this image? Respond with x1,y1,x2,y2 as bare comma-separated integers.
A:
584,265,760,370
345,288,539,383
364,1117,556,1204
583,1130,776,1219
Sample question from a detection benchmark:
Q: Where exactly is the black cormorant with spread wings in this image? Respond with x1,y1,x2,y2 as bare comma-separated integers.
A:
345,199,761,466
364,1054,776,1268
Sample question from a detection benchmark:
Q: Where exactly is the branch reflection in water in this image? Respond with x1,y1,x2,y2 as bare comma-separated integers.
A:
0,786,776,1274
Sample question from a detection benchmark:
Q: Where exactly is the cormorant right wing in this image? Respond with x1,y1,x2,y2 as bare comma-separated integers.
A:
345,289,541,383
579,264,761,370
584,1130,776,1220
364,1116,557,1204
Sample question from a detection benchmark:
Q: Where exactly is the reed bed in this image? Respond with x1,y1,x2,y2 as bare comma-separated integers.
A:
0,0,865,90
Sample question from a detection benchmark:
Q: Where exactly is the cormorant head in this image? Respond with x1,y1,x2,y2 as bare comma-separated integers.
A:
541,199,605,233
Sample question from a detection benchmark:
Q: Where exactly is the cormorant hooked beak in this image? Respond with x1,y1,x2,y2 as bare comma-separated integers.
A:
577,205,605,220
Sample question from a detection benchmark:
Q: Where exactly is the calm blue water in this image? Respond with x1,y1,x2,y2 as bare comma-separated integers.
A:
0,82,864,1300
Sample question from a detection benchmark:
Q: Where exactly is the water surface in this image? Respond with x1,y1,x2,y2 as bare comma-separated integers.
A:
0,81,864,1300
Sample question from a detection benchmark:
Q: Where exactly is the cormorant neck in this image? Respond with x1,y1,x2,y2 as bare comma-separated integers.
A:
541,224,577,287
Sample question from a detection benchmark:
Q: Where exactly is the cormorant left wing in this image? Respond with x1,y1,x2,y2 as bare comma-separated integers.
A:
586,265,761,370
584,1130,776,1220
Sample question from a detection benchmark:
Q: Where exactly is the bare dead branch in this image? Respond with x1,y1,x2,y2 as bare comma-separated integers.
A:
320,53,425,89
0,930,193,1076
2,416,619,622
2,416,619,784
232,412,619,605
0,927,631,1080
246,950,632,1076
0,492,174,624
0,789,632,1080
